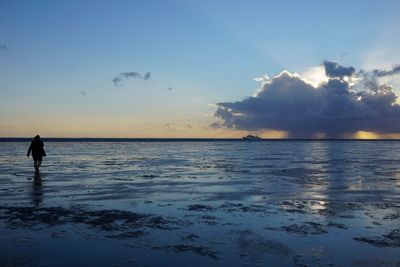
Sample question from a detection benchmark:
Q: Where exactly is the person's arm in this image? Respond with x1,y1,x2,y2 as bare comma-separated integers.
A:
27,142,32,157
41,141,46,156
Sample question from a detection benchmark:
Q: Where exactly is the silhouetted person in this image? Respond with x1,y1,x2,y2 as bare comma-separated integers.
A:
27,135,46,173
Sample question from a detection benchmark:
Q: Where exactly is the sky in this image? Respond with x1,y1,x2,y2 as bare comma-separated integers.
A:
1,0,400,138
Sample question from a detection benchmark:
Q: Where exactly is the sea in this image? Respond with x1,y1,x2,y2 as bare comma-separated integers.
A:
0,139,399,266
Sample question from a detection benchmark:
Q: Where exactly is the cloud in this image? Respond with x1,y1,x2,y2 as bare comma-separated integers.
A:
323,60,355,79
213,61,400,138
359,64,400,91
112,71,151,86
0,43,7,50
143,72,151,80
162,123,195,131
372,64,400,77
80,90,87,96
121,72,142,79
112,77,122,86
163,123,178,131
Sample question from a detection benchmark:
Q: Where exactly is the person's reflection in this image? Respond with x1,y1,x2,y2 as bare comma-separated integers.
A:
31,172,43,206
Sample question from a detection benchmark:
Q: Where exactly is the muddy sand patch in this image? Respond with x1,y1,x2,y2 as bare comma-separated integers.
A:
265,222,328,236
235,230,291,257
153,244,220,260
185,203,273,215
354,228,400,248
0,205,188,239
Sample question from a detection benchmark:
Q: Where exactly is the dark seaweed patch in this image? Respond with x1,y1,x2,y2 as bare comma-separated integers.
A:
327,221,348,229
236,230,291,256
186,204,215,212
105,230,145,239
317,202,363,218
0,206,186,239
354,228,400,248
153,244,220,259
219,203,272,214
265,222,330,236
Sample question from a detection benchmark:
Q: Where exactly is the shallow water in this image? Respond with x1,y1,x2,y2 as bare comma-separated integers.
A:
1,141,400,266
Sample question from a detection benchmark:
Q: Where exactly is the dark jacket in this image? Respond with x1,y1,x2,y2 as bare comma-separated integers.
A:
27,139,46,158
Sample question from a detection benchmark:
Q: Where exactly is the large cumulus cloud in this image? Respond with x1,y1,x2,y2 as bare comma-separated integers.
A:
213,61,400,138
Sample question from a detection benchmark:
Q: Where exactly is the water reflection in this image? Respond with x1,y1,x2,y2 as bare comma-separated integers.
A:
31,172,43,206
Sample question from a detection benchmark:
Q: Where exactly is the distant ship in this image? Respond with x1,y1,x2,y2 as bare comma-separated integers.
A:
242,134,262,140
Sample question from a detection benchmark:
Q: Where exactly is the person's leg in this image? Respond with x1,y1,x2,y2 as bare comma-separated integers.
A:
37,160,42,169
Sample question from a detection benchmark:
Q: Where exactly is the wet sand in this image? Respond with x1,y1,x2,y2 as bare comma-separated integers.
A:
0,141,400,266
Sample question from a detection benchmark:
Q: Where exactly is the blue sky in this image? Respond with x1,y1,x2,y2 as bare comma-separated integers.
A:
1,0,400,137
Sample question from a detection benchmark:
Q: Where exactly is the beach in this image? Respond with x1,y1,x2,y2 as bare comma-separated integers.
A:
0,140,400,266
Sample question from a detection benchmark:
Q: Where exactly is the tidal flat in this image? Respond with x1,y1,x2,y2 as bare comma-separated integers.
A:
0,140,400,266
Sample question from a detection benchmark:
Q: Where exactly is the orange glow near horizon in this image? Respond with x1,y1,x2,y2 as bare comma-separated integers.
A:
353,131,380,139
352,131,400,139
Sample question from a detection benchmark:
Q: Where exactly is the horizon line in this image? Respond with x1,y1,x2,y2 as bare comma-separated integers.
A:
1,137,400,142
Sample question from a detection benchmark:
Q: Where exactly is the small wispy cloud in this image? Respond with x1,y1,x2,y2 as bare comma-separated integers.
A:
162,123,195,131
121,72,142,79
372,64,400,77
80,90,87,96
0,43,7,51
143,72,151,80
163,123,179,131
359,64,400,91
112,71,151,86
112,77,122,87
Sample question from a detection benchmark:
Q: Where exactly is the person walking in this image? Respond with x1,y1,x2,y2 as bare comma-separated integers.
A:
27,135,46,173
